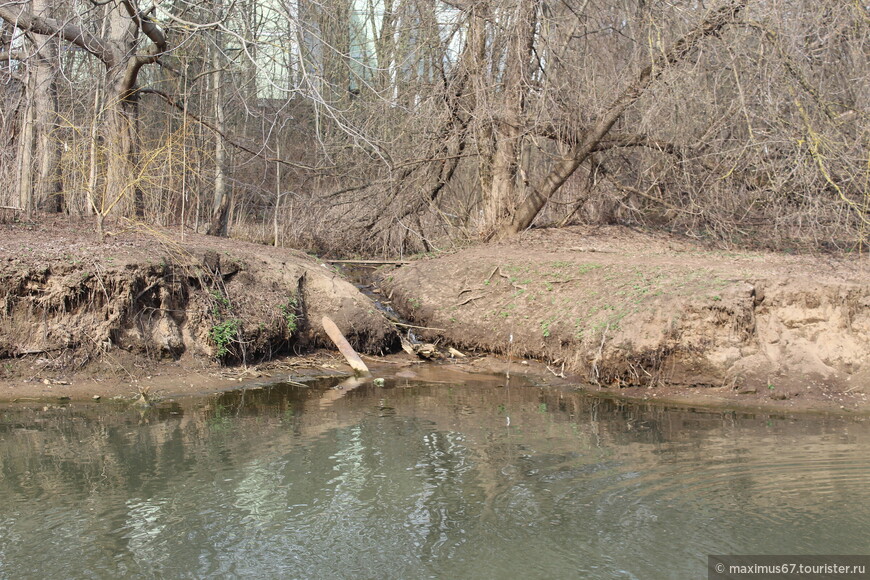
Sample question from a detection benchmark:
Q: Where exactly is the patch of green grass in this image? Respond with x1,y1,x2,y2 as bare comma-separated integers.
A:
408,297,421,309
210,290,230,308
540,318,555,338
573,317,585,341
577,263,601,274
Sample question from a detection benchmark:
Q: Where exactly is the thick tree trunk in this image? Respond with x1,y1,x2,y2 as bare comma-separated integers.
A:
34,40,62,211
102,82,142,217
207,44,230,237
85,86,102,217
99,2,148,220
484,0,539,233
321,0,351,102
32,0,62,212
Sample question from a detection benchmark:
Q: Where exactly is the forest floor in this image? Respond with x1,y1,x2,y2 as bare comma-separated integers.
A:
1,216,869,414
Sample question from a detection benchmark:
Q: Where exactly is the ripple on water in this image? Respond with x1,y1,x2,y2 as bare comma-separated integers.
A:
2,384,870,579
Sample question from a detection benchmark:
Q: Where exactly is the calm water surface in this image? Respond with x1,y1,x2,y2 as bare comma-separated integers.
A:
1,375,868,579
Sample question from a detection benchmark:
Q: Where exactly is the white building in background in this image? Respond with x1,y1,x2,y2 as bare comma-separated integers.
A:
234,0,464,101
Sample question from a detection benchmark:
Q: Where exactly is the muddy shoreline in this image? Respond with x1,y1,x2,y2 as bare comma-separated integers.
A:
2,352,867,417
1,218,868,413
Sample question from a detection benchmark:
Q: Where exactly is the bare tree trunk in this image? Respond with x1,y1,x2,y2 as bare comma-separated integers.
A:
484,0,539,232
32,0,61,212
85,84,101,217
102,80,142,217
273,144,282,247
207,36,230,237
330,0,352,102
16,74,34,216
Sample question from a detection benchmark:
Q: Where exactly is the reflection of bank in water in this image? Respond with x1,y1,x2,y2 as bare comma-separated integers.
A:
1,377,869,578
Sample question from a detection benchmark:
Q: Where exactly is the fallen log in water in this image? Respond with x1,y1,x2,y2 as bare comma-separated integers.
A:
322,315,370,375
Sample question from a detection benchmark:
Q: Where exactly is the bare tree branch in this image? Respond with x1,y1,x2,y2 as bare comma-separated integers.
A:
500,0,748,237
0,5,106,60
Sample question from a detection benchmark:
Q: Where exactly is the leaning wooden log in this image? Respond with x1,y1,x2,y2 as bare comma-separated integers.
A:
322,315,370,375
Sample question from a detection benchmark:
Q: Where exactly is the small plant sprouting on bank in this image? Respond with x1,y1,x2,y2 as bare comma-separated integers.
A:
209,289,231,314
540,318,552,338
279,296,300,332
207,287,240,359
210,318,241,358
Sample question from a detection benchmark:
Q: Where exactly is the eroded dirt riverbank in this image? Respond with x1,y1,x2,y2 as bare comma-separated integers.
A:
1,218,868,412
0,217,397,400
381,226,870,412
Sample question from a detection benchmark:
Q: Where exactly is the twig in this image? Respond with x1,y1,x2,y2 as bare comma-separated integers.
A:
547,363,566,378
322,259,410,265
592,324,610,385
391,321,446,332
15,347,65,356
282,379,310,388
455,294,485,307
133,280,161,302
496,266,527,290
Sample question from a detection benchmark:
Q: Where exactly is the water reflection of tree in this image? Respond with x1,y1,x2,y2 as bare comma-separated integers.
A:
1,384,869,576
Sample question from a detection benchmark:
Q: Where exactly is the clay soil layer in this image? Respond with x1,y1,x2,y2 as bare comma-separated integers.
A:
381,226,870,412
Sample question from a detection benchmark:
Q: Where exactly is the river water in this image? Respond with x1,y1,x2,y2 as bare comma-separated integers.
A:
1,374,868,579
